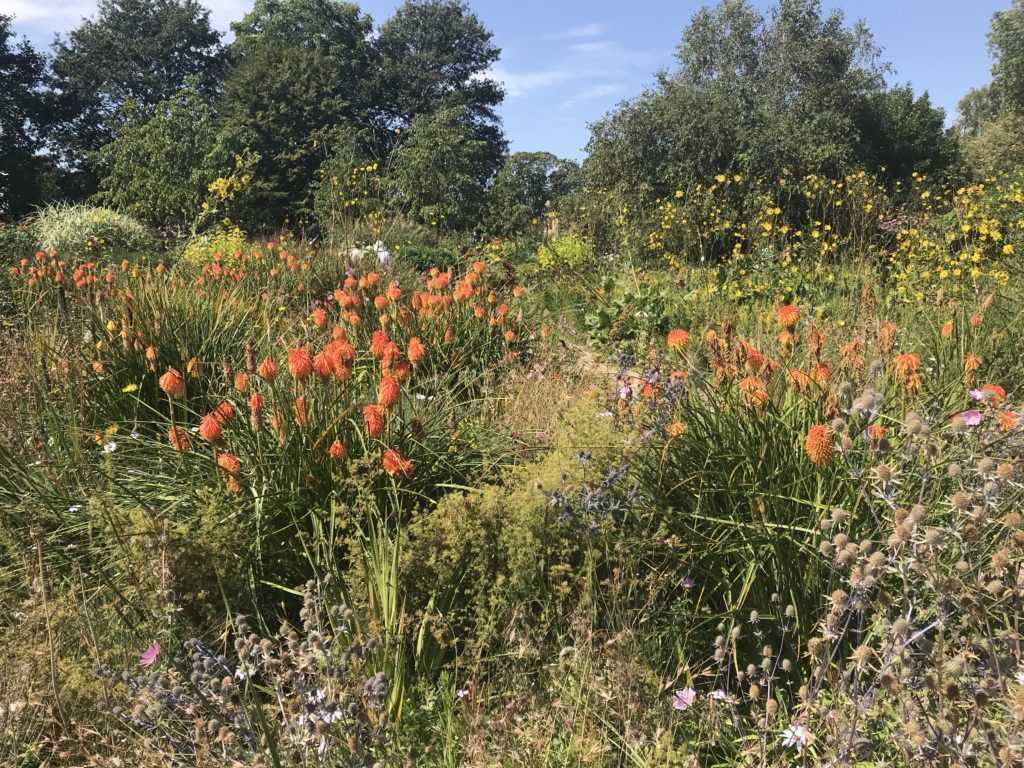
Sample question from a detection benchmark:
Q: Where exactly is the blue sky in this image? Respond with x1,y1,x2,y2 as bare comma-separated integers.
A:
8,0,1009,159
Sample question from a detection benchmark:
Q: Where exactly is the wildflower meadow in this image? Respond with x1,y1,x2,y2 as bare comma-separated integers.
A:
3,0,1024,765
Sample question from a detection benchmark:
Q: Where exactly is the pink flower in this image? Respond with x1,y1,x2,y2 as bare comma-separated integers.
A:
962,410,982,426
672,687,697,711
969,389,985,401
139,641,161,667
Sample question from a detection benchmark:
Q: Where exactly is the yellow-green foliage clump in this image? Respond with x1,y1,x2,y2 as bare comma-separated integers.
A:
537,231,596,270
180,225,251,266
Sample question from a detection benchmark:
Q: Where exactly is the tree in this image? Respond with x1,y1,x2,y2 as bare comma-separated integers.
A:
93,86,223,227
220,45,350,229
372,0,506,177
856,86,960,180
229,0,375,120
389,106,491,230
585,0,955,214
989,0,1024,115
485,152,581,235
956,2,1024,175
0,15,48,217
50,0,224,185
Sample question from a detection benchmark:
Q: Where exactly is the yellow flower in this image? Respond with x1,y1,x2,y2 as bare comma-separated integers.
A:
121,383,138,393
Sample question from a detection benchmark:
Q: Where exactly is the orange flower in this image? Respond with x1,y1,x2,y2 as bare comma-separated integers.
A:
213,401,235,424
664,421,686,437
249,392,264,415
288,347,313,379
963,353,982,372
472,260,487,274
312,307,328,328
329,439,346,460
168,426,190,452
940,321,953,339
776,304,800,330
667,329,690,351
805,425,835,467
216,452,242,492
999,411,1019,431
312,351,333,379
217,452,241,474
382,448,414,478
258,357,277,382
503,329,515,343
363,404,385,437
407,337,426,367
370,330,389,359
738,376,769,407
386,284,402,301
970,314,982,327
810,363,831,386
981,384,1007,404
159,367,186,398
892,353,920,379
865,423,886,447
378,375,401,408
198,413,223,443
788,370,812,392
145,345,158,362
778,329,795,355
513,285,525,298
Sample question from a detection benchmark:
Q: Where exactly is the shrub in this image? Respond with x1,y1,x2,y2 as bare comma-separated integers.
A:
536,231,596,271
0,219,35,262
32,204,153,261
179,225,251,266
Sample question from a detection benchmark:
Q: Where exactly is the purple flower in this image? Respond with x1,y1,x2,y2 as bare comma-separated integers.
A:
618,384,631,400
139,641,161,667
672,687,696,711
680,576,696,589
969,389,985,401
961,410,982,426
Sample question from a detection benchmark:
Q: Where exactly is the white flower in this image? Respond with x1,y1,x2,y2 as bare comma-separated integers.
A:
130,431,141,440
102,441,118,453
595,411,613,418
68,504,83,513
781,724,810,753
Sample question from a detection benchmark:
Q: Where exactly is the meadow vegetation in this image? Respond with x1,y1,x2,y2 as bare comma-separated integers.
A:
3,0,1024,766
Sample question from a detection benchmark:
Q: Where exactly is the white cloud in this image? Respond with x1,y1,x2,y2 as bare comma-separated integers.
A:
548,22,603,40
489,65,577,99
5,0,95,25
8,0,251,37
560,82,625,109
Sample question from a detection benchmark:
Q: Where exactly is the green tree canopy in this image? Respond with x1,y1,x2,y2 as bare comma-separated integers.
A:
485,152,581,236
372,0,506,176
220,45,350,229
93,86,223,227
229,0,375,120
50,0,224,182
990,0,1024,115
0,15,48,217
584,0,956,214
957,1,1024,175
389,105,491,231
